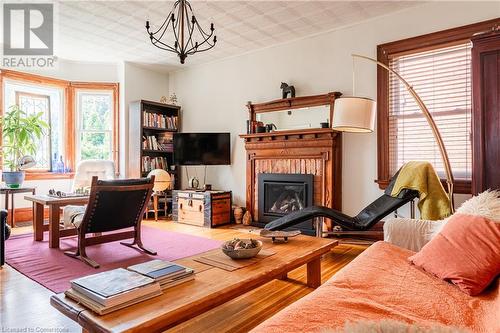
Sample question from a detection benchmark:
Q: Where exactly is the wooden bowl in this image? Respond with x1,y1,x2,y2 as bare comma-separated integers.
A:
221,239,263,259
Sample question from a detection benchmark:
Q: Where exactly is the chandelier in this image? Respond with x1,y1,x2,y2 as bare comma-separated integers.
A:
146,0,217,64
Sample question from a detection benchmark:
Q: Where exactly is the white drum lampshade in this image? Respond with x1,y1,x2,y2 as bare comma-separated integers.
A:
147,169,172,192
332,97,376,133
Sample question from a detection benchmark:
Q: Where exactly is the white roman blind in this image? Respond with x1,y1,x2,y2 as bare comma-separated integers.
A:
388,42,472,180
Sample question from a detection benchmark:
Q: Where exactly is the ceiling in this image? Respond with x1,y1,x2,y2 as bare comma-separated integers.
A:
55,1,423,70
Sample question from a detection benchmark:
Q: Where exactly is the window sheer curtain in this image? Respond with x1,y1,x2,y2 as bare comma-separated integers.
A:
388,43,472,180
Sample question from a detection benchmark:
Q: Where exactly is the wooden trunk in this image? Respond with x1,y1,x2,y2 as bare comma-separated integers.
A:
172,190,232,228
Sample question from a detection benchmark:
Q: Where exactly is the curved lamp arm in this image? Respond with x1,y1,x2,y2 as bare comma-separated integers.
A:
352,54,455,212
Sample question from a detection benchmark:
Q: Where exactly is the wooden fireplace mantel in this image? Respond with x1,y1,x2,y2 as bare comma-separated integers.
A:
240,92,343,232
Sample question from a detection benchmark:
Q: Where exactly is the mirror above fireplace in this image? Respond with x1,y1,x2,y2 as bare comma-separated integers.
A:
255,105,330,131
245,91,342,135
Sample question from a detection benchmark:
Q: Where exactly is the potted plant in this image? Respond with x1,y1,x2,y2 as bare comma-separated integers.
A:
0,105,49,188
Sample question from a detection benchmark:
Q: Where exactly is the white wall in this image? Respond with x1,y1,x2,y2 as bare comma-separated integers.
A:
169,1,499,215
119,62,169,177
20,58,119,82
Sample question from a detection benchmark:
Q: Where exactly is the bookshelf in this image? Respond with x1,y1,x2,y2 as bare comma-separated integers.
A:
128,100,181,193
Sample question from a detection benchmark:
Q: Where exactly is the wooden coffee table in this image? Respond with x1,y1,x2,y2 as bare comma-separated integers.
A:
24,194,89,248
50,231,338,333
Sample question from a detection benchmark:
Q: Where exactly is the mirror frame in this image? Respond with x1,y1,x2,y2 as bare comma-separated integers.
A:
246,91,342,134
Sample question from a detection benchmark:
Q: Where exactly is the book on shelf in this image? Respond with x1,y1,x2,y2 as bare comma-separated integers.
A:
143,112,178,130
65,260,195,315
142,156,168,172
142,135,174,152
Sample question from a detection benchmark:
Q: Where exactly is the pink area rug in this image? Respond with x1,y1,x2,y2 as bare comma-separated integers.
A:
5,226,221,293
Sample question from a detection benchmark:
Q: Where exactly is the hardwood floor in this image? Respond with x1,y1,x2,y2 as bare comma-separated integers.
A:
1,220,368,333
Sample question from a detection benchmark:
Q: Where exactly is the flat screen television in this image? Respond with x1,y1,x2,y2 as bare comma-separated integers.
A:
173,133,230,165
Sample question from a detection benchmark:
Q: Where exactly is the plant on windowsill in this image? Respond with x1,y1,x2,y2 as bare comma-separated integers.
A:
0,105,49,188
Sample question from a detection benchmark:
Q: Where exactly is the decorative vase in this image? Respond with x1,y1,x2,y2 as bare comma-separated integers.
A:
234,207,243,224
3,171,25,188
242,211,252,226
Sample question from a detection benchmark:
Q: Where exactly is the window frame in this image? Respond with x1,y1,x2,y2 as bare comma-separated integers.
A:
15,91,53,172
0,70,119,180
376,18,499,194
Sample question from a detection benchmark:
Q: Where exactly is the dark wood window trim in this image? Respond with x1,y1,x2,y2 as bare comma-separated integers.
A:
376,18,500,194
0,69,119,180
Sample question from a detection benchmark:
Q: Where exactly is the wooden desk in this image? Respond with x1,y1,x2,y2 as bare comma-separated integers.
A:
0,186,36,227
50,233,338,333
24,194,89,248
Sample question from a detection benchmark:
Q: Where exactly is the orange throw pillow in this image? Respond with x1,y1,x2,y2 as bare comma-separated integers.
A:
409,213,500,296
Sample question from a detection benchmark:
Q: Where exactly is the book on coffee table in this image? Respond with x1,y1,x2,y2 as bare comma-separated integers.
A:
127,259,195,288
70,268,161,307
65,288,162,315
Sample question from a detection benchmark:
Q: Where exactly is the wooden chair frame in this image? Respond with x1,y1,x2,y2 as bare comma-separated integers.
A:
64,176,156,268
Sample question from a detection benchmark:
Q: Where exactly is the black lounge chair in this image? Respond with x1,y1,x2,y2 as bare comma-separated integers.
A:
264,171,419,235
64,176,156,268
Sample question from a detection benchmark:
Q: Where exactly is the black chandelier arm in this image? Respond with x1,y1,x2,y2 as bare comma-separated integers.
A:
150,42,177,53
150,37,178,53
185,29,214,54
171,15,181,51
183,16,198,53
152,19,174,44
195,24,213,38
150,14,171,36
185,8,199,52
186,41,215,55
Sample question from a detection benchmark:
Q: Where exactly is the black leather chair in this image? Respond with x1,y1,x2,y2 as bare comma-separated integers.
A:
64,176,155,268
1,210,9,267
264,171,419,234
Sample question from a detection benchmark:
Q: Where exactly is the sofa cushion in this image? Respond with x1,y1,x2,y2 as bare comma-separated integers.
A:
250,242,499,333
409,213,500,296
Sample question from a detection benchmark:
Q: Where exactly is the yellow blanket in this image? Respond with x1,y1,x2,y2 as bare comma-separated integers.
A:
391,161,451,220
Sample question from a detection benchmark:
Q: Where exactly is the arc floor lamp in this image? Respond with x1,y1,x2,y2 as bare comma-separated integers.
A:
332,54,455,212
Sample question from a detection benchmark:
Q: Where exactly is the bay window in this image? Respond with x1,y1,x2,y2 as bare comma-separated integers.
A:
0,70,119,179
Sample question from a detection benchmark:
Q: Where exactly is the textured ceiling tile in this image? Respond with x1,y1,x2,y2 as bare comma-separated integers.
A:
50,0,423,69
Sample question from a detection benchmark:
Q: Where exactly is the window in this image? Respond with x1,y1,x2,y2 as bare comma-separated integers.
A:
0,70,119,179
3,80,64,172
388,43,472,180
376,19,499,194
76,90,114,161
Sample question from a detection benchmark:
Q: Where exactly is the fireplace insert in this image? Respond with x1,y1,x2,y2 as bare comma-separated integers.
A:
257,173,314,235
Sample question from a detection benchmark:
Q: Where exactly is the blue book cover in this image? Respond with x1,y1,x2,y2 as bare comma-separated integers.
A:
147,265,186,279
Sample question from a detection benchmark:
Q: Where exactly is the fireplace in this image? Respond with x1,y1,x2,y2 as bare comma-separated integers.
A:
257,173,314,235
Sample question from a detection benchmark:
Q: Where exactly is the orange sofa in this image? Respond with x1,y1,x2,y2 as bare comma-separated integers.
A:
251,242,499,333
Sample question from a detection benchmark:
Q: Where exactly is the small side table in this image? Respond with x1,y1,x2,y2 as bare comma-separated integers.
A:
0,186,36,227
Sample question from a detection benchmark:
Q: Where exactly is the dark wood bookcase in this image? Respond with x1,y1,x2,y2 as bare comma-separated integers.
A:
128,100,181,192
